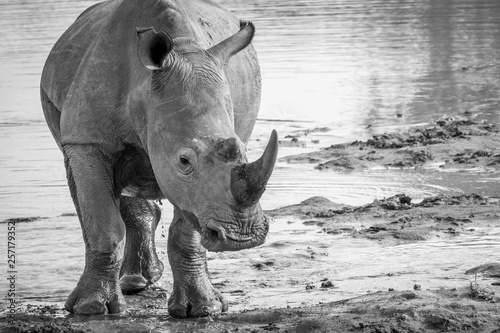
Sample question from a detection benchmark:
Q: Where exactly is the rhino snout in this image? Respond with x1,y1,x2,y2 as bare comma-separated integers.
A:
200,214,269,252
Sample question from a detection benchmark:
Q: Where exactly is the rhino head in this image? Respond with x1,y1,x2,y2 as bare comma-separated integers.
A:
130,22,277,252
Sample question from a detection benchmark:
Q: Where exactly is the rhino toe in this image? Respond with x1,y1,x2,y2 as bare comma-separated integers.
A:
168,303,189,318
190,300,225,317
72,300,107,315
168,288,228,318
120,274,148,294
168,301,224,318
106,294,128,314
120,259,164,294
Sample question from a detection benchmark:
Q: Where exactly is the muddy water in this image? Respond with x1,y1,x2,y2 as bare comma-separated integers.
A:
0,0,499,311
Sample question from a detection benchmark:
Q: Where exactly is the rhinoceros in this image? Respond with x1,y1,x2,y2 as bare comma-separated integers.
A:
40,0,277,317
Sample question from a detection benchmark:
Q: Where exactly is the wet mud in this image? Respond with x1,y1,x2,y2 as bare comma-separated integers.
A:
2,285,500,332
281,116,500,171
267,193,500,245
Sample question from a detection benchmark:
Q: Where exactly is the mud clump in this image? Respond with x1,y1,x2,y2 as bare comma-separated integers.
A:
267,196,350,218
0,217,43,224
315,156,355,170
320,279,335,289
278,127,331,147
281,116,500,170
364,117,493,148
466,263,500,278
417,193,489,207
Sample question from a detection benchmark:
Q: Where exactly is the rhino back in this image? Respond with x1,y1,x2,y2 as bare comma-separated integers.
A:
41,0,261,150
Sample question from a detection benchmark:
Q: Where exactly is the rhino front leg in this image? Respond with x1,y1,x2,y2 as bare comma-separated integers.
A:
167,207,228,318
119,196,164,293
63,145,127,314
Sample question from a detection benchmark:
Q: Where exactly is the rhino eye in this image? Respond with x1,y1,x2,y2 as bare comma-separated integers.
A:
177,148,196,175
177,154,194,175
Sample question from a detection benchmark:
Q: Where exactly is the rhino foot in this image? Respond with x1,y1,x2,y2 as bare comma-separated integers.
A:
120,260,163,294
168,283,228,318
120,197,164,294
65,273,126,315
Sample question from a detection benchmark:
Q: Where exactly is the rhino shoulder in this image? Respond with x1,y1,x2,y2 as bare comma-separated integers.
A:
41,0,118,109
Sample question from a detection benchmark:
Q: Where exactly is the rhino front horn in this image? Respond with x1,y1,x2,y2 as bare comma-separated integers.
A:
231,130,278,206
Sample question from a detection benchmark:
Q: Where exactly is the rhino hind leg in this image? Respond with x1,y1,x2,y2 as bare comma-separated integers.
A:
119,196,164,293
167,207,228,318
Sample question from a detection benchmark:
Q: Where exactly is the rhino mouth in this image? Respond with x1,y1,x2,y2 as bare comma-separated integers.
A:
226,233,254,242
200,214,269,252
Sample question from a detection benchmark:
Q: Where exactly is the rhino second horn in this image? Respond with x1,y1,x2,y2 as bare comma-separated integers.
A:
208,21,255,65
231,130,278,206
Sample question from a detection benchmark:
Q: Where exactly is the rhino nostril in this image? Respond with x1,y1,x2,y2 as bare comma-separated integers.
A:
206,220,226,241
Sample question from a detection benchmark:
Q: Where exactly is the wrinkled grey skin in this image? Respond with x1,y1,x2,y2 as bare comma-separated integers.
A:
40,0,278,318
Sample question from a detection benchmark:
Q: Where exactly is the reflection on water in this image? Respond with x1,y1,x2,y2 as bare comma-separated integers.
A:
0,0,499,306
225,0,500,127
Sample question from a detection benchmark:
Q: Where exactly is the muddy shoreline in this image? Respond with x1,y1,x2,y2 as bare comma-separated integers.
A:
2,118,500,332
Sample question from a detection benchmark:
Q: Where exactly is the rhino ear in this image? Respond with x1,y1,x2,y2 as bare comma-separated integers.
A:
208,21,255,65
137,27,173,70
